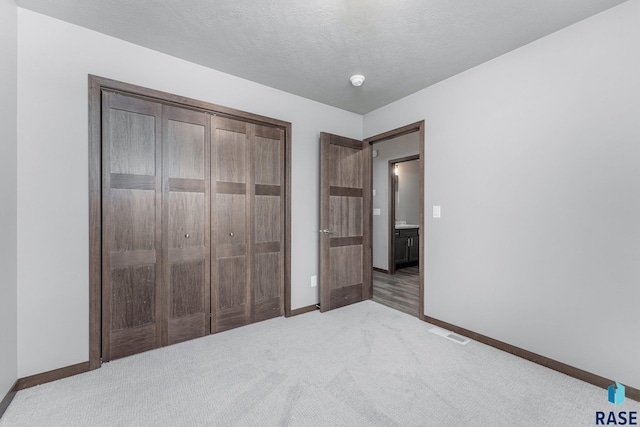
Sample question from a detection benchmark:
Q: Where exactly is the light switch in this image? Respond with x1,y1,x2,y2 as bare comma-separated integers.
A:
373,208,381,216
433,206,441,218
373,189,376,196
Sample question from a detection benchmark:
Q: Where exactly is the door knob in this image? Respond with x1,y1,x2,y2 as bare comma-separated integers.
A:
185,234,190,239
319,229,334,235
229,232,234,237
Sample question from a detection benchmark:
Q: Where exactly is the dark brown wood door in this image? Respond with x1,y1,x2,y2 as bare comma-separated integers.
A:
162,106,211,344
102,92,163,361
319,132,372,312
252,123,285,323
211,117,285,332
211,116,250,332
101,90,287,359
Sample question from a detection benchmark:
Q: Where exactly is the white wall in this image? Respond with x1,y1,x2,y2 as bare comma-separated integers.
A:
365,0,640,389
372,133,419,270
0,0,18,399
396,160,420,226
17,9,362,377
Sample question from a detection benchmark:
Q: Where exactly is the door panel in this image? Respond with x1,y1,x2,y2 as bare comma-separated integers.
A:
215,126,246,183
254,253,280,303
216,194,246,245
216,256,248,331
254,135,281,185
212,117,250,332
102,92,163,361
166,120,206,179
108,109,156,176
168,192,206,248
211,118,285,331
217,257,247,309
163,105,211,345
330,246,363,289
329,196,363,237
255,196,280,243
331,144,363,188
110,265,156,330
251,124,285,322
109,189,156,251
170,261,206,317
319,133,372,312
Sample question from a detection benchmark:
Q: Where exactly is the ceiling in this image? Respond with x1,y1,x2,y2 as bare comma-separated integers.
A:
17,0,628,114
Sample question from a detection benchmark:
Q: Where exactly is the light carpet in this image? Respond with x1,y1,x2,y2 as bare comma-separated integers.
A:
2,301,637,426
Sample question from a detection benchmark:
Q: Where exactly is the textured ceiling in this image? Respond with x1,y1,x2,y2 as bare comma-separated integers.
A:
17,0,628,114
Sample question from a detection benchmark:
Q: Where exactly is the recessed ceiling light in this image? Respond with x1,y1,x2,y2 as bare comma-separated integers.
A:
350,75,365,87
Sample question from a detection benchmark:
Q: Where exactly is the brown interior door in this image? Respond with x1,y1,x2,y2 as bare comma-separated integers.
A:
101,91,163,361
211,117,285,332
251,123,286,322
100,87,287,360
211,116,250,332
162,105,211,345
319,132,372,312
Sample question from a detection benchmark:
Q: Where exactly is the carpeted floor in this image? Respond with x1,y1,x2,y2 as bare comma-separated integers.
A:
2,301,637,426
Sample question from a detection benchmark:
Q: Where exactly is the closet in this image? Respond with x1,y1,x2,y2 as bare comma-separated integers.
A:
100,88,286,361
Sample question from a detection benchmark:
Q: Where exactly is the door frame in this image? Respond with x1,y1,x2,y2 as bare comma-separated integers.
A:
88,75,292,369
388,154,420,275
364,121,425,317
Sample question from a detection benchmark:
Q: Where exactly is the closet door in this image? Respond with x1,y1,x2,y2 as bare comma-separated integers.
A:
162,106,211,344
211,117,250,332
102,92,163,361
252,124,285,322
211,117,285,332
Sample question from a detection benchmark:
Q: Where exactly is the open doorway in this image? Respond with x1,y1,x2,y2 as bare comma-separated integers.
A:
365,122,424,318
389,155,420,274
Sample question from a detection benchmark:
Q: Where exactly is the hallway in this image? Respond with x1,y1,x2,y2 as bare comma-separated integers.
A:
372,266,419,317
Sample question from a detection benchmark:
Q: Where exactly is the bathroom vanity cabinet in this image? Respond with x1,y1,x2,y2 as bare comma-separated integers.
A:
394,227,419,266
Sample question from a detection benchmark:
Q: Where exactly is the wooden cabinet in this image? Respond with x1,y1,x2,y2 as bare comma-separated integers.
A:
394,228,419,267
394,232,409,264
408,232,419,263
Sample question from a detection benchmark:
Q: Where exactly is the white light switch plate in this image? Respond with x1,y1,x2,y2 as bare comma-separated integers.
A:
373,189,376,196
311,275,317,287
433,206,441,218
373,208,381,216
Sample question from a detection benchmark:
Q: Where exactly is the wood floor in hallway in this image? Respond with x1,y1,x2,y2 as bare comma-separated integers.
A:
372,266,419,317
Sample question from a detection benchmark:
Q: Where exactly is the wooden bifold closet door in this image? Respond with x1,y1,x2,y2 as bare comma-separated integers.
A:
162,106,211,345
211,116,285,333
101,91,284,361
101,92,163,360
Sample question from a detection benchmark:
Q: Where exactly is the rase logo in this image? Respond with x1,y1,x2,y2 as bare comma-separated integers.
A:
596,382,637,425
610,382,626,406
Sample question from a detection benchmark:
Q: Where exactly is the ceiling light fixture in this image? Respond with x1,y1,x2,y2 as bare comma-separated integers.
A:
350,74,365,87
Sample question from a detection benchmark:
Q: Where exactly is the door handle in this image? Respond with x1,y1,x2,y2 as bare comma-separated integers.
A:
319,229,334,235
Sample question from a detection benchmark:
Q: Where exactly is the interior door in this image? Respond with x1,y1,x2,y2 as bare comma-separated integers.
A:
101,91,163,361
162,105,211,344
319,132,372,312
211,117,285,331
251,123,286,322
211,116,250,332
